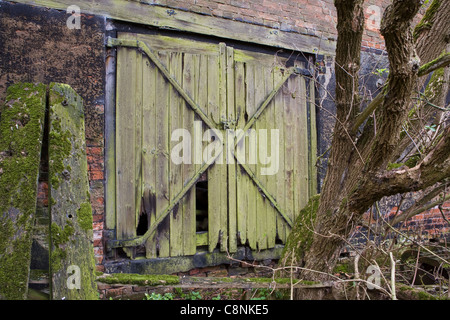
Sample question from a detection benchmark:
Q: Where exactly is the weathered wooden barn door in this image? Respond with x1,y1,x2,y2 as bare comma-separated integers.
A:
109,32,316,259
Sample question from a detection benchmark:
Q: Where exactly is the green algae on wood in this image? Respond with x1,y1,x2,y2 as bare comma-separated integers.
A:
48,83,98,300
97,273,180,286
0,83,47,300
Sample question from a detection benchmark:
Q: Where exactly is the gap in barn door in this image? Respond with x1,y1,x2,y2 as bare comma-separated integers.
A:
196,173,209,249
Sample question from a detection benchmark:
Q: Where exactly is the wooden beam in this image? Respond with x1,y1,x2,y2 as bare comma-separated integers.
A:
0,83,47,300
48,83,98,300
11,0,335,55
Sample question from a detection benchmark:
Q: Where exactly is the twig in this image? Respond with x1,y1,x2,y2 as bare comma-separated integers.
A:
412,246,422,288
390,252,397,300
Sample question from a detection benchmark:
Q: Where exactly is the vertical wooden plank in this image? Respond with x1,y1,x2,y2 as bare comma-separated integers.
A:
182,53,197,256
116,45,137,245
156,51,170,258
207,54,222,252
245,63,257,250
0,83,46,300
284,74,295,236
308,76,318,198
298,66,310,214
187,54,208,256
169,51,184,256
226,46,238,253
219,43,228,252
235,61,247,246
142,55,158,258
135,50,143,229
254,64,267,250
274,68,287,243
48,83,98,300
292,71,305,222
265,67,276,249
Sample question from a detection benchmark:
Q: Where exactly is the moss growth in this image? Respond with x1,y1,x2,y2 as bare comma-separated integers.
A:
333,262,353,274
387,162,404,170
245,277,320,286
405,155,420,168
98,273,180,286
397,283,441,300
50,222,74,272
0,83,47,299
48,117,72,190
413,0,441,41
280,194,320,269
423,65,445,100
77,201,93,232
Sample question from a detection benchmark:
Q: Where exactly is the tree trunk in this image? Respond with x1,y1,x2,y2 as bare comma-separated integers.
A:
280,0,450,300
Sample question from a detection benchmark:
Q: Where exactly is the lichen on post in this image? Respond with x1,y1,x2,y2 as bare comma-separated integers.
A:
0,83,47,300
48,83,98,300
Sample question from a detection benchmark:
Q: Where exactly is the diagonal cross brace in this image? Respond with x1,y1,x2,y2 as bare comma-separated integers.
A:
232,68,297,228
107,37,219,132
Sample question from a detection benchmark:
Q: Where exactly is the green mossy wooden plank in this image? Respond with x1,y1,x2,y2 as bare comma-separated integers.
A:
218,43,228,253
308,79,318,197
292,68,308,222
274,69,287,243
155,52,170,258
284,74,295,236
48,83,97,300
226,46,238,253
142,54,158,258
299,70,310,213
245,63,257,250
181,53,196,257
207,54,222,253
0,83,46,300
235,61,247,246
169,51,184,257
134,50,143,232
265,67,277,249
254,64,268,250
116,44,137,248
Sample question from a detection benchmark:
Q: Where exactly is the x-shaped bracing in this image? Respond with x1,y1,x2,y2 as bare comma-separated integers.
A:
107,37,305,248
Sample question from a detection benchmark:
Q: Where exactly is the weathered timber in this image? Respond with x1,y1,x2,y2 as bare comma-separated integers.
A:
181,53,197,256
115,42,138,251
207,53,222,253
108,33,315,260
0,83,47,300
169,51,183,257
13,0,335,55
97,274,330,290
226,45,238,253
48,83,97,300
218,43,229,253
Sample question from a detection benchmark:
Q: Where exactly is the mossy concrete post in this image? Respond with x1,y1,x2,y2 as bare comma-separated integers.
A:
48,83,98,300
0,83,47,300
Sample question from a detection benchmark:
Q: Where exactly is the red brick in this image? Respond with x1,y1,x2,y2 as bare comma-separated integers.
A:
89,170,104,180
